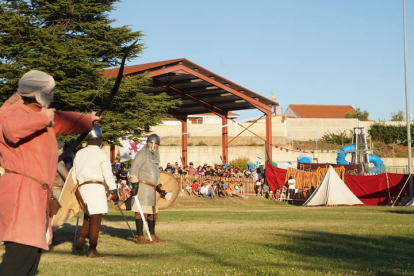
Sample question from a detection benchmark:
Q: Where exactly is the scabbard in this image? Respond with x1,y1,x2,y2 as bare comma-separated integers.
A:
74,188,90,216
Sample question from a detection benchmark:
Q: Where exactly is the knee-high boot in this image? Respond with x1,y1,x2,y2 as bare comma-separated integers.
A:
74,214,90,255
135,213,153,245
149,219,166,243
87,214,103,258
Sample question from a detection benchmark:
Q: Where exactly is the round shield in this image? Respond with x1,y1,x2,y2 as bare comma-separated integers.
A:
51,169,80,229
156,171,180,210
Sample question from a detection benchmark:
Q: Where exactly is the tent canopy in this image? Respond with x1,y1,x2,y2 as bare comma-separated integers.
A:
303,166,364,206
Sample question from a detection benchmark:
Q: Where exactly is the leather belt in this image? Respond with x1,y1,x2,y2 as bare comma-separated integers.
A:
79,180,103,187
138,180,156,189
52,186,63,190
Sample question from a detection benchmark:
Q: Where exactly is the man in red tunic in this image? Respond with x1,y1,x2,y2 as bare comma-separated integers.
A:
0,70,100,275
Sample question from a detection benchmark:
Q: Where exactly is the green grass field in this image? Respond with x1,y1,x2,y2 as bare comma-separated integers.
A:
2,194,414,276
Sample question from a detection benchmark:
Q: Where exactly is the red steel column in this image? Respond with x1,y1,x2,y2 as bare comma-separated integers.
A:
266,112,272,163
222,116,228,164
181,117,188,166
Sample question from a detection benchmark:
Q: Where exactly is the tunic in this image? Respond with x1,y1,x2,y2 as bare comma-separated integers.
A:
129,146,160,214
71,145,117,215
0,103,93,250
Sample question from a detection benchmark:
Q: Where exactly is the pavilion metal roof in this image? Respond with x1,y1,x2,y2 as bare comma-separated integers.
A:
103,58,278,118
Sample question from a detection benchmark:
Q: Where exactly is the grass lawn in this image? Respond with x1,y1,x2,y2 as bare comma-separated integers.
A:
2,193,414,276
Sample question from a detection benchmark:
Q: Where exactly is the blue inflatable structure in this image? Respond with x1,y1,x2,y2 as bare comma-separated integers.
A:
368,154,385,173
336,144,355,165
336,144,385,173
298,156,312,163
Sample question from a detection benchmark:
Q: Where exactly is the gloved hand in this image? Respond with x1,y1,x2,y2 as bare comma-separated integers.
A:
131,183,139,196
156,184,167,199
110,189,119,204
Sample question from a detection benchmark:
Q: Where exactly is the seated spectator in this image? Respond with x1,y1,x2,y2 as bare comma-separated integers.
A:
306,186,315,199
118,163,130,185
184,178,192,196
200,183,214,198
181,165,189,175
173,167,180,177
173,162,182,173
188,162,197,176
204,166,215,177
191,180,200,196
165,163,174,174
235,182,245,195
400,193,411,206
228,181,247,198
197,165,204,176
210,180,217,195
279,186,287,200
387,196,397,206
236,169,243,178
275,188,281,201
262,183,270,198
236,182,248,198
243,169,251,178
268,190,275,200
302,186,309,199
215,181,227,198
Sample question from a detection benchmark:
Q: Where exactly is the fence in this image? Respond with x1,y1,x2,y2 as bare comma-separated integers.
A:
384,166,413,174
173,174,257,194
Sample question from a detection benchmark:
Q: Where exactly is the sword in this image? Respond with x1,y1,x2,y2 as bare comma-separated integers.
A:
116,201,136,239
133,196,152,241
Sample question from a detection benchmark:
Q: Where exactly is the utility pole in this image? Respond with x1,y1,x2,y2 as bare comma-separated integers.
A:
403,0,413,197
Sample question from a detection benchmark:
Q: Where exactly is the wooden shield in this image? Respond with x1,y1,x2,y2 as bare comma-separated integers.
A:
51,169,80,229
156,171,180,210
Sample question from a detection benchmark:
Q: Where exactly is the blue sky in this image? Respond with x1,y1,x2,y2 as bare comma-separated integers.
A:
110,0,414,122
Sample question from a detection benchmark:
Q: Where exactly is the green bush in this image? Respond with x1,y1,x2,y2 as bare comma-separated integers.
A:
230,157,250,170
369,123,414,145
196,141,207,146
321,130,352,145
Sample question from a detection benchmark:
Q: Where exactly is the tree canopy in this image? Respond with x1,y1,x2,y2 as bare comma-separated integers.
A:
345,107,369,121
0,0,180,145
390,110,405,121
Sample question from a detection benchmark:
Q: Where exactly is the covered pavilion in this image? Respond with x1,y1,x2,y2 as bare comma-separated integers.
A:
103,58,278,165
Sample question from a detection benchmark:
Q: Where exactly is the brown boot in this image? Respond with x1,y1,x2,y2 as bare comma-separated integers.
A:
87,249,103,258
74,238,85,256
137,235,154,245
151,235,166,243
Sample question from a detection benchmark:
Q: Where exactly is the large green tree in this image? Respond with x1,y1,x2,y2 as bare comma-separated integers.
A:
0,0,180,144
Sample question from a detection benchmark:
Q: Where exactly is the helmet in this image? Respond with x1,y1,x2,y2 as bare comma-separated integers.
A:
146,134,160,145
86,125,103,140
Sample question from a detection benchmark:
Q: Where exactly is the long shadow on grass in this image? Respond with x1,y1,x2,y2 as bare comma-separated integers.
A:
385,210,414,215
263,230,414,276
50,221,136,251
175,241,282,274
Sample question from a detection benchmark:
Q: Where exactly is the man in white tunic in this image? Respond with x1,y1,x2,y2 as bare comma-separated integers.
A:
72,125,118,258
130,134,166,244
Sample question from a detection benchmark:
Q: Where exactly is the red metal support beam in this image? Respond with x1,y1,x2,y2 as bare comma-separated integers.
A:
222,115,228,165
152,79,227,119
148,65,272,114
266,112,273,163
180,117,188,167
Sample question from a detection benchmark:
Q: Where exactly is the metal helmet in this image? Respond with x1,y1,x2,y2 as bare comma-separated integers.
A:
86,125,103,140
146,134,160,145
